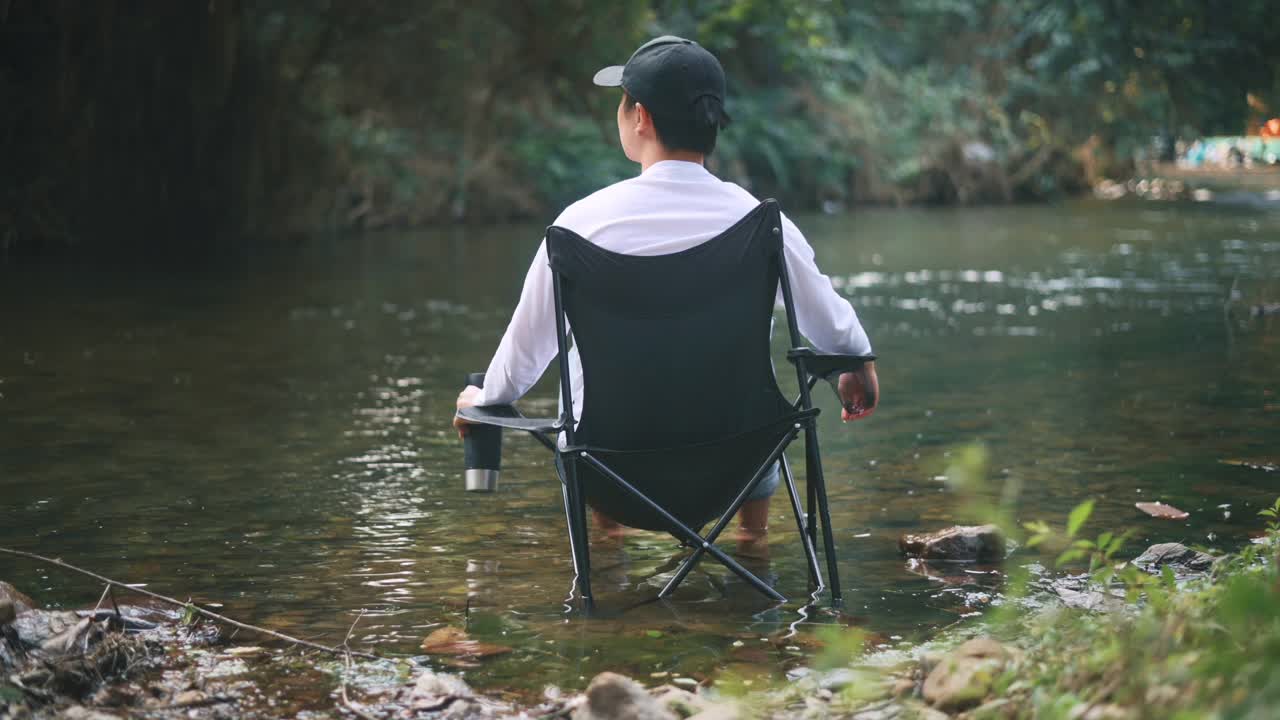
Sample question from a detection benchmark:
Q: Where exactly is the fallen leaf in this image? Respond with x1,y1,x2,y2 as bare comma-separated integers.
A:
221,646,267,657
41,616,95,655
1135,502,1190,520
422,627,467,647
1218,459,1279,472
421,626,512,658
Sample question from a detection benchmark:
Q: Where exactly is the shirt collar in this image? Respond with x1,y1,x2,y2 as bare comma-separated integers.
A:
641,160,712,179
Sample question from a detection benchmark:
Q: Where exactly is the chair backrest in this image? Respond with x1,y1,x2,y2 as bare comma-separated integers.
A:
545,199,794,452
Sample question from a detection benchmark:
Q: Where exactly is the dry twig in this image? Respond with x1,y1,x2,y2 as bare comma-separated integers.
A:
339,610,382,720
0,547,381,661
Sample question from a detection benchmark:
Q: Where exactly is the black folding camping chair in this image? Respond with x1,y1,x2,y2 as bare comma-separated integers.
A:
457,199,874,606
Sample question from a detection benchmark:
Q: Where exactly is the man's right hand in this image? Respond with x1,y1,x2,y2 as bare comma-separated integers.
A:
453,384,482,439
838,361,878,421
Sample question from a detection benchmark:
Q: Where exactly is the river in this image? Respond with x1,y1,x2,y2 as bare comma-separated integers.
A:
1,199,1277,696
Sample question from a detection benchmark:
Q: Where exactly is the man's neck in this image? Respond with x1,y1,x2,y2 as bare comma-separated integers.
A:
639,148,705,173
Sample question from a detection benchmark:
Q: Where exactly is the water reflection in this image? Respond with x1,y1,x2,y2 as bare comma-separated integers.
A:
1,200,1277,695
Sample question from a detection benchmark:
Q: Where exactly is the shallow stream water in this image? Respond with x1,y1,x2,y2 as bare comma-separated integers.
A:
2,199,1277,697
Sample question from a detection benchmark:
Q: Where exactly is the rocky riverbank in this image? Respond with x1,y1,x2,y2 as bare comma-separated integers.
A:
2,525,1272,719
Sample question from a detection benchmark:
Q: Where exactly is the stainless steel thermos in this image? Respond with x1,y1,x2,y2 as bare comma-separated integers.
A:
462,372,501,492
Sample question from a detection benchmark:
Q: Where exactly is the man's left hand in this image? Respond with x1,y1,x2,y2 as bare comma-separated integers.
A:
454,385,481,439
838,362,878,422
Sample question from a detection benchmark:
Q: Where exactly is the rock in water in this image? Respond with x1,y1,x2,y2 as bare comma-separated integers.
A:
0,599,15,626
59,708,123,720
1132,543,1216,576
922,637,1012,712
411,670,474,708
575,672,677,720
899,525,1005,562
10,609,83,649
0,582,36,615
649,685,719,718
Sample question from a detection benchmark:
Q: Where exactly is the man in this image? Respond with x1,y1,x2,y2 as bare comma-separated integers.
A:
455,36,878,544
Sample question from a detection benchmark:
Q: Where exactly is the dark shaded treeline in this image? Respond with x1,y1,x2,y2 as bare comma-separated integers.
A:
3,0,1279,259
2,1,288,257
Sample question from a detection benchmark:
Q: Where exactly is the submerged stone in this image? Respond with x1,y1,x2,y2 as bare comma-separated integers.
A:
899,525,1005,562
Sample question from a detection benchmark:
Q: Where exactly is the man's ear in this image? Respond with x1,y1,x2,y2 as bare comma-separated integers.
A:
633,102,654,137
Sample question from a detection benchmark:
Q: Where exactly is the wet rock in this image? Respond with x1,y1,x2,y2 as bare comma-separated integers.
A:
576,672,676,720
0,599,15,626
685,704,740,720
1048,576,1125,613
0,582,36,614
921,637,1012,712
172,689,208,706
75,609,158,632
849,699,903,719
968,697,1015,719
1,625,24,669
900,525,1005,562
410,670,475,713
41,615,102,656
1068,703,1132,720
11,609,84,649
890,676,916,698
818,668,862,691
59,707,123,720
1132,543,1216,576
413,670,473,699
651,685,716,718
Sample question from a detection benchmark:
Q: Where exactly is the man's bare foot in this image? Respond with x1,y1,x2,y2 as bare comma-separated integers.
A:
593,509,630,539
734,527,770,560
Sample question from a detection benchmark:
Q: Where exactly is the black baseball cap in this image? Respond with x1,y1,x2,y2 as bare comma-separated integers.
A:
593,36,730,128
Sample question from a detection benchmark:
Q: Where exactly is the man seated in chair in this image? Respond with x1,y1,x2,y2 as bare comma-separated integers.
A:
454,35,878,546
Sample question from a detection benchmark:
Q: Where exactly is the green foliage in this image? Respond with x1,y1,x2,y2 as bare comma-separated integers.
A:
1000,496,1280,719
239,0,1280,230
6,0,1280,250
702,494,1280,718
1259,496,1280,533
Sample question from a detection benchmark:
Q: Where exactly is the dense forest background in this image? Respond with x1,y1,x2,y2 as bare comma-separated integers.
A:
3,0,1279,257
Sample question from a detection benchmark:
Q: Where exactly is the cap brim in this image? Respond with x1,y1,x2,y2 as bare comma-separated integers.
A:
592,65,625,87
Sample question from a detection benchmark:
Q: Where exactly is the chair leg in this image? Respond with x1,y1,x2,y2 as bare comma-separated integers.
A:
782,455,822,588
558,455,593,606
806,469,818,548
804,427,842,604
571,462,593,605
560,482,581,581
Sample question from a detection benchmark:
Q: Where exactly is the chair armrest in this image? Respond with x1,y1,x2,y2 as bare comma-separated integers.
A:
457,404,563,434
786,348,877,409
786,348,876,379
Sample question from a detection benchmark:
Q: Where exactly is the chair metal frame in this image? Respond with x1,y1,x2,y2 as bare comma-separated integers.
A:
458,200,872,608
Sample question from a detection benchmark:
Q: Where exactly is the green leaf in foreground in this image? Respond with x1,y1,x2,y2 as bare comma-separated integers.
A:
1066,499,1095,538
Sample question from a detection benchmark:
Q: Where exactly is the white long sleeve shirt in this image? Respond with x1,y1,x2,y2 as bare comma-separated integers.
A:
473,160,872,419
